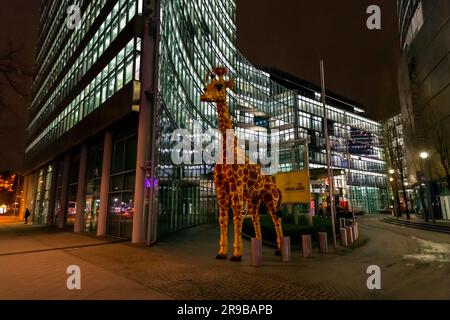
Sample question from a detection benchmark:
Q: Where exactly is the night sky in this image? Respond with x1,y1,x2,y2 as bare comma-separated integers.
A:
0,0,40,171
237,0,401,120
0,0,400,171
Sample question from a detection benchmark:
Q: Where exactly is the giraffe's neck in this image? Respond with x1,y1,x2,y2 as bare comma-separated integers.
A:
217,101,235,163
216,101,248,165
216,102,233,133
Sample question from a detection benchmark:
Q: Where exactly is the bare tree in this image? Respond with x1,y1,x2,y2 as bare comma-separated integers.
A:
428,113,450,190
382,116,411,219
0,42,33,128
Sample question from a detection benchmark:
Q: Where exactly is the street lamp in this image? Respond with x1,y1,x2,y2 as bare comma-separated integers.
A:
419,151,434,223
388,169,401,218
419,152,429,160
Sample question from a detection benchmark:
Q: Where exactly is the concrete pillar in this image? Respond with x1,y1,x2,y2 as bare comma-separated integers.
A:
281,236,291,262
340,228,348,247
47,161,59,225
132,3,160,244
19,175,29,220
346,226,354,244
27,171,38,223
302,235,312,257
97,132,112,237
318,232,328,253
58,153,71,229
251,238,263,266
74,144,88,233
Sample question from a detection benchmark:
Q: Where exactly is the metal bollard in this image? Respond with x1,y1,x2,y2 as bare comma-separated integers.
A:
354,222,359,239
302,235,312,257
339,218,344,229
340,228,348,247
251,238,263,266
318,232,328,253
281,236,291,262
346,226,354,244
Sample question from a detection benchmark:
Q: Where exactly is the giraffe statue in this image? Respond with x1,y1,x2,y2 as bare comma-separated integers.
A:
200,66,284,261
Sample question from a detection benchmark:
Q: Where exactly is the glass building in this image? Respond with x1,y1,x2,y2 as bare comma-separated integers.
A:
23,0,389,243
397,0,450,219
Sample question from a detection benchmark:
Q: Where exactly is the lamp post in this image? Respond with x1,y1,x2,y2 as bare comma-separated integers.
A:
419,151,434,223
320,60,337,249
389,169,401,218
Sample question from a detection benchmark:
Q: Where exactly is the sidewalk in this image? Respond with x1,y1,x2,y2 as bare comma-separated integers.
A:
0,219,171,300
1,216,449,300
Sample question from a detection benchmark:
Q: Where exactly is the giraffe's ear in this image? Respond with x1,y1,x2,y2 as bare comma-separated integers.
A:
226,79,234,89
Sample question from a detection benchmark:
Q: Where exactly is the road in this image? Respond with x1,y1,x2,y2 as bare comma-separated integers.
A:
0,214,449,299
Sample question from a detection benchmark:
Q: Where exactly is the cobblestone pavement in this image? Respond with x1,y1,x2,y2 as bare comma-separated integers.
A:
1,215,449,300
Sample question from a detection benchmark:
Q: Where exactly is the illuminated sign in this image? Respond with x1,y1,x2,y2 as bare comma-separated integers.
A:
275,170,311,204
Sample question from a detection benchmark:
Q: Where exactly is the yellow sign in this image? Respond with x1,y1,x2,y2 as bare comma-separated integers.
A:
275,170,311,204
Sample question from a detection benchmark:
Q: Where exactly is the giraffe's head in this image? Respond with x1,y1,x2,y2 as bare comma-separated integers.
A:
200,66,234,103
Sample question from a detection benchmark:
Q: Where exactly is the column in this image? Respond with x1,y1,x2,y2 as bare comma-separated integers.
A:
28,171,38,223
132,1,160,244
58,153,71,229
47,161,59,225
74,144,88,233
19,175,29,220
97,131,112,237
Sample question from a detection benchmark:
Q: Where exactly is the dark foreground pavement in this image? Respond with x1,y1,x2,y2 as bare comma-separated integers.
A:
0,215,449,300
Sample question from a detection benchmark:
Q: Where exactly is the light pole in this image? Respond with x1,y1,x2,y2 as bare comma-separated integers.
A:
320,60,337,249
389,169,401,218
419,151,434,223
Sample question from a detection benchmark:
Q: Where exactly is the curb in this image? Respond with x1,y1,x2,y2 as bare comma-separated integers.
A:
380,217,450,234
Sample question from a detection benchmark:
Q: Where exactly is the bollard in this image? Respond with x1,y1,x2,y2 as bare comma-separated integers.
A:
251,238,263,266
302,235,312,257
346,226,354,244
339,218,344,229
352,224,357,241
318,232,328,253
339,228,348,247
354,222,359,239
281,236,291,262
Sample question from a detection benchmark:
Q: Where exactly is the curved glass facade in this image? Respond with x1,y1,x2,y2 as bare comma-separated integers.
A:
397,0,423,49
24,0,388,238
157,0,388,236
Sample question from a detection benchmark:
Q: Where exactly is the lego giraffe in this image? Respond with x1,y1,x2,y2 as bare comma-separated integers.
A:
201,66,284,261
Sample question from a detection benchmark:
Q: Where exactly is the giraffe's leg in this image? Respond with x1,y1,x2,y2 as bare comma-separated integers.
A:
231,192,244,261
216,188,229,259
263,187,284,255
269,207,284,255
248,197,262,240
